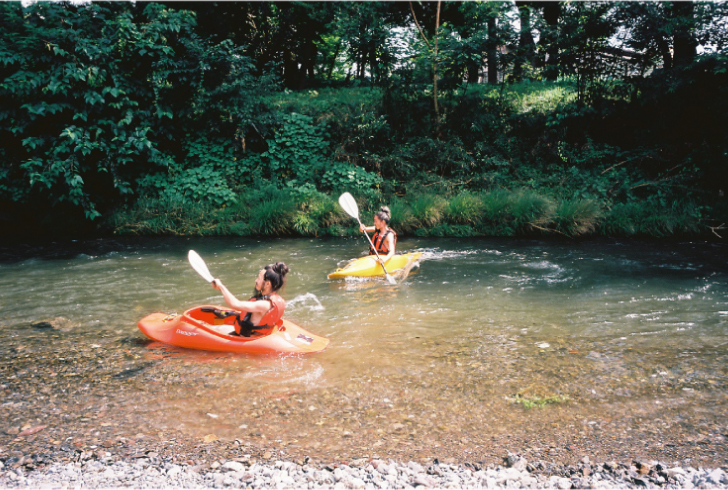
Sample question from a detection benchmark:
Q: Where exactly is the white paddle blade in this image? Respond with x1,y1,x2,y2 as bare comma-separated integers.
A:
188,250,214,283
338,192,359,220
385,273,396,285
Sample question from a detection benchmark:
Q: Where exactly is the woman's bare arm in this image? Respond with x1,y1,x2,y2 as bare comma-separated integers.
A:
212,280,270,314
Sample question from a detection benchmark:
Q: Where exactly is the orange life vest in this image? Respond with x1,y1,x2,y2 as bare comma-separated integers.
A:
370,228,397,255
234,293,285,336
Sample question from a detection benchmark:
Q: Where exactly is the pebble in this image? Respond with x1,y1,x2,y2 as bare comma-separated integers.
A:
1,454,728,489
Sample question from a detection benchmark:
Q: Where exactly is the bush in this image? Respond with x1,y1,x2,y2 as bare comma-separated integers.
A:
510,190,554,233
387,197,416,234
447,190,484,225
409,193,448,228
0,2,268,220
109,194,220,235
320,162,383,194
603,198,703,237
554,198,602,237
481,189,516,225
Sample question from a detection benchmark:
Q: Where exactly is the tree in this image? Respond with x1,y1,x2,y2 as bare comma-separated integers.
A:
435,2,506,88
670,1,698,67
540,1,561,80
0,2,266,220
410,0,442,118
335,2,405,85
512,1,538,81
557,1,617,103
167,2,336,89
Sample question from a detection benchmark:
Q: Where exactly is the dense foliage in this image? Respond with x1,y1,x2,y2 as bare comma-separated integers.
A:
0,2,271,225
1,1,727,239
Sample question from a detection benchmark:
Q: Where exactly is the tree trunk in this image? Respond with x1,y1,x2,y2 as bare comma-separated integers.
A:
513,1,537,81
283,49,298,89
671,0,697,67
541,1,560,81
658,37,673,70
370,44,377,85
358,47,366,80
299,40,316,89
327,40,342,80
433,0,441,119
487,16,498,84
467,64,480,84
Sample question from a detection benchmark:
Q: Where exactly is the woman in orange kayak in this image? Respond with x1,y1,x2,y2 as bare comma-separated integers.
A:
359,206,397,264
210,262,289,337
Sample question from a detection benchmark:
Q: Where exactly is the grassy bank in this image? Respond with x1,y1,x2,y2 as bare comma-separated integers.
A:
107,185,715,239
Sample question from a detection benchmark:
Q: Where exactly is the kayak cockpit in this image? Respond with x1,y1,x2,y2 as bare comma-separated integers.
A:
183,306,274,340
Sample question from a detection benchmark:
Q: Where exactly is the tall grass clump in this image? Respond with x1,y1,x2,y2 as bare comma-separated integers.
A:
481,189,515,223
387,197,416,234
447,190,485,225
603,198,703,237
244,189,297,236
109,193,220,235
293,190,348,235
509,190,554,233
409,193,447,228
553,198,602,237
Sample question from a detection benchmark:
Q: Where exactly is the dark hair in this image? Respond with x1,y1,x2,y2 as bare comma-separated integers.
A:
263,262,290,292
375,206,391,224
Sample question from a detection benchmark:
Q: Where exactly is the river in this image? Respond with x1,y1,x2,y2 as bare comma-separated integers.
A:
1,237,727,467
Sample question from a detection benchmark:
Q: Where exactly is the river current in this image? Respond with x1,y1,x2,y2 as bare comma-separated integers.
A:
1,237,727,466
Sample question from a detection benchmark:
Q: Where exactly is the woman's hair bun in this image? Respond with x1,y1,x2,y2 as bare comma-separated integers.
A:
376,206,391,223
264,261,289,292
273,262,290,277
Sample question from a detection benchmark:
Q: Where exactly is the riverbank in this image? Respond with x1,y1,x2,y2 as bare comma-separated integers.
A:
105,187,720,240
1,443,727,489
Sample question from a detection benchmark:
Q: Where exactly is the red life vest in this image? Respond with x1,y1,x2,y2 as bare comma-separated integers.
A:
370,228,397,255
233,293,285,336
257,293,285,327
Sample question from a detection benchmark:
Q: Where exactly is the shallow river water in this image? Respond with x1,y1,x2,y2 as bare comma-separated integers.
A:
1,237,727,467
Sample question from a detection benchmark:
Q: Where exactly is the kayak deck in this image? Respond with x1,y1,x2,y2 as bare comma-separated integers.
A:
328,252,422,279
138,305,329,354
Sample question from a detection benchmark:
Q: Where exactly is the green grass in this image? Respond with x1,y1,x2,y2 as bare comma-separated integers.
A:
108,185,710,239
466,79,578,114
603,198,704,237
554,198,603,236
447,190,485,225
508,393,570,409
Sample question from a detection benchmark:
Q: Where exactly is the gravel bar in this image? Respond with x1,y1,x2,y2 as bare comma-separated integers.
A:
2,452,728,489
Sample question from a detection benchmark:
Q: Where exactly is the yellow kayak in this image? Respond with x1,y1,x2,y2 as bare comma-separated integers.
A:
328,252,422,279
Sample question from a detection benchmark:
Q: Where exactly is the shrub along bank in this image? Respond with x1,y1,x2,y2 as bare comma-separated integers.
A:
102,76,728,240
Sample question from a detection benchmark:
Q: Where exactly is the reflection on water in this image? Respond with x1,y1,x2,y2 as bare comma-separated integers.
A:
1,237,727,464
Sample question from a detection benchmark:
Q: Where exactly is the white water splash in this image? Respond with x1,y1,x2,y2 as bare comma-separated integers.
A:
416,248,501,260
287,292,325,311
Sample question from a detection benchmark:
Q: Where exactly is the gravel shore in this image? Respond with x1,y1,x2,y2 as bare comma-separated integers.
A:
2,451,727,489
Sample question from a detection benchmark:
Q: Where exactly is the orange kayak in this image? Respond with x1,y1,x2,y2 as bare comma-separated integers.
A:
138,305,329,355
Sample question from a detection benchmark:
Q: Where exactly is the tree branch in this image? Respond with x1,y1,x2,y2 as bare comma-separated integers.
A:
409,2,431,51
708,223,725,238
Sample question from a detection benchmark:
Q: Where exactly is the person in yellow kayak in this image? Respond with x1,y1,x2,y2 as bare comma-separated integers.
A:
359,206,397,265
210,262,289,337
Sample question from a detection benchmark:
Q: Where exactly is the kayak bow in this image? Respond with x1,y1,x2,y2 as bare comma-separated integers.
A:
327,252,422,279
138,305,329,354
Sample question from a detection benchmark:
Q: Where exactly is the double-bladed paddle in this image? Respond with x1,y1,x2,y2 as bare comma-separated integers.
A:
338,192,396,285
